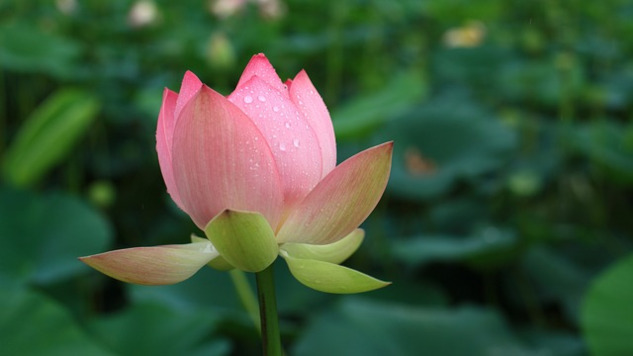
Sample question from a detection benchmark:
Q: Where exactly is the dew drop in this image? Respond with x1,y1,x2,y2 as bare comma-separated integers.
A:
244,95,253,104
279,143,287,151
258,95,266,102
285,122,291,129
293,138,300,147
273,106,280,112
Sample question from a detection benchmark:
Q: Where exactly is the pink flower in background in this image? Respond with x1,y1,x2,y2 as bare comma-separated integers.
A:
81,54,392,293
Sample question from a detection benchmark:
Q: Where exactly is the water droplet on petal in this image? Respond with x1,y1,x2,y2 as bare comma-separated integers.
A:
293,138,300,147
258,95,266,102
279,143,287,151
244,95,253,104
273,106,279,112
285,122,291,129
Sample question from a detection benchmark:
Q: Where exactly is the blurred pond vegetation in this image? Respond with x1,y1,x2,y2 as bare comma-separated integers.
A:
1,0,633,355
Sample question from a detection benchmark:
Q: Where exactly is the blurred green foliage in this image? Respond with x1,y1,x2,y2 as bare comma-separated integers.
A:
1,0,632,355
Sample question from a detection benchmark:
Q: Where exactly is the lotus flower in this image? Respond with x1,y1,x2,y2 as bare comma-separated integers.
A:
81,54,393,293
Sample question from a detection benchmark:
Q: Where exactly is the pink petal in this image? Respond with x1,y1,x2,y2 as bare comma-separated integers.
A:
79,242,218,285
156,88,185,210
288,70,337,177
235,53,288,97
172,86,284,230
276,142,393,244
228,76,324,208
174,71,203,121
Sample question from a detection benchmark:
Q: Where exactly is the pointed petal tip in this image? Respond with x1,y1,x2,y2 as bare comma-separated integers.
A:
182,70,201,82
235,54,286,95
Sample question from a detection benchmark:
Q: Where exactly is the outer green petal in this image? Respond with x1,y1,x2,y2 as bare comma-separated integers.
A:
280,229,364,264
79,241,218,285
281,252,390,294
191,234,234,271
204,209,279,272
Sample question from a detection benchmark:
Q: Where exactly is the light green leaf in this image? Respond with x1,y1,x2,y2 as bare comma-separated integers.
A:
204,210,278,272
3,89,99,187
581,253,633,356
281,229,364,264
281,252,389,294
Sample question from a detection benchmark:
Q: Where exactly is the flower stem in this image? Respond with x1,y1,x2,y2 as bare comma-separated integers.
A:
229,269,261,334
255,263,282,356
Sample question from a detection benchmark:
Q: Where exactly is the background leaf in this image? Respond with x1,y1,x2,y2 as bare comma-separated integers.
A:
581,253,633,356
293,298,532,356
0,288,111,356
3,89,99,187
0,186,112,285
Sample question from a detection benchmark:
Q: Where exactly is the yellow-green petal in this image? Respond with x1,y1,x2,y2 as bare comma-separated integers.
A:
204,209,279,272
280,229,364,264
281,252,390,294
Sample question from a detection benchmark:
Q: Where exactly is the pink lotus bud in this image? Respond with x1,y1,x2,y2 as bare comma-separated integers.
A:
158,52,392,246
82,54,392,292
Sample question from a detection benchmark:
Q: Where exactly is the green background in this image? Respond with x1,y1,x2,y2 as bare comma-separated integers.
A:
1,0,632,355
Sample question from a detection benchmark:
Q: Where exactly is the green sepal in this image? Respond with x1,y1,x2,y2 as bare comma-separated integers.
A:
204,209,279,272
280,228,364,264
281,251,390,294
191,234,234,271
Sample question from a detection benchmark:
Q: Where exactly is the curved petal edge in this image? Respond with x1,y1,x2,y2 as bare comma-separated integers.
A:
281,252,390,294
172,86,284,229
79,241,218,285
280,228,364,264
204,209,279,272
277,142,393,244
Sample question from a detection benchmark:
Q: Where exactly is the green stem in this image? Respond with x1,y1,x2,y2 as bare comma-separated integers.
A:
255,263,282,356
229,269,261,333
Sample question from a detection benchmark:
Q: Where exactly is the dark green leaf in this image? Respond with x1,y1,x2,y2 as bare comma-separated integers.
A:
0,187,112,285
91,301,229,356
294,298,532,356
0,288,111,356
